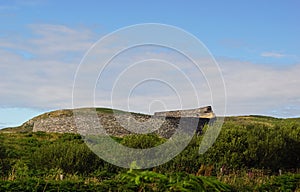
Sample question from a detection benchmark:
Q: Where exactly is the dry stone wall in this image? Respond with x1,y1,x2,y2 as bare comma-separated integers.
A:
28,107,215,138
154,106,215,118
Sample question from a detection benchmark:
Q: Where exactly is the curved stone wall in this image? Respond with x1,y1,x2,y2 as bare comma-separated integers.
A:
27,107,215,138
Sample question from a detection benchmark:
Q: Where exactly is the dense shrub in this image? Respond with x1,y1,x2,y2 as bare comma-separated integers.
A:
0,179,113,192
193,120,300,171
256,174,300,192
31,141,103,175
118,169,232,192
0,116,299,190
121,134,165,149
0,140,10,177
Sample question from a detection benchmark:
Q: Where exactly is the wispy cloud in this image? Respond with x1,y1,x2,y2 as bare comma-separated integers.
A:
0,0,46,13
261,52,287,58
219,58,300,117
0,24,96,109
0,122,8,128
0,24,299,118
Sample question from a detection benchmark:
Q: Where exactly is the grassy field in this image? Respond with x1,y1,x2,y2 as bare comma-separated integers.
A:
0,114,299,191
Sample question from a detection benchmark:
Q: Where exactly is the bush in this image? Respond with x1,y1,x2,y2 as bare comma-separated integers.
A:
31,141,103,175
0,141,10,177
119,169,232,191
121,134,165,149
0,178,112,192
257,174,300,192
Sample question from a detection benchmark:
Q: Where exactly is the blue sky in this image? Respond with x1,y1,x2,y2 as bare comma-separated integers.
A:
0,0,300,128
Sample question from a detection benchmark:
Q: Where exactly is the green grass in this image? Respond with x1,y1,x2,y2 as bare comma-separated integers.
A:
0,112,299,191
95,107,149,116
96,107,126,114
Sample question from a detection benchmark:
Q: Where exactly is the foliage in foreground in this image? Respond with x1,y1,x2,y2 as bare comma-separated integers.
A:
257,174,300,192
1,171,299,192
0,115,300,191
0,170,232,192
119,169,232,192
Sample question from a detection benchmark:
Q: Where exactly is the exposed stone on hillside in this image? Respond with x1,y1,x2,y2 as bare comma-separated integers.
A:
20,107,215,138
154,106,215,118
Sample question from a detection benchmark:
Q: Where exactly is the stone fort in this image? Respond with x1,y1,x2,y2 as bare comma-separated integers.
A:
25,106,215,138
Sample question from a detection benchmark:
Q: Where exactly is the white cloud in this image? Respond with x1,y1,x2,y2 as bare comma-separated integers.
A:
28,24,94,54
0,24,299,118
0,24,96,109
219,58,300,117
0,122,8,128
261,52,287,58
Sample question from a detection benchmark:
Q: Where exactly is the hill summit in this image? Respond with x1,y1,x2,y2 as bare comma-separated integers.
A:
2,106,215,138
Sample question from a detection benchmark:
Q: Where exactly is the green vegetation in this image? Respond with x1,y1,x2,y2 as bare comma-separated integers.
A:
95,107,145,116
0,115,299,191
96,107,122,114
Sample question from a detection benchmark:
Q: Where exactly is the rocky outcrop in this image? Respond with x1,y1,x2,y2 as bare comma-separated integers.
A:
154,106,216,135
154,106,215,118
24,106,215,138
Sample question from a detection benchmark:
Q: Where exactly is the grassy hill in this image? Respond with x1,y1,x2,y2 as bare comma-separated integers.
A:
0,107,134,134
0,109,299,191
1,107,297,134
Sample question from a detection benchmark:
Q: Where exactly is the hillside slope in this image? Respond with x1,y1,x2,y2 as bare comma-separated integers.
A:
1,108,299,137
